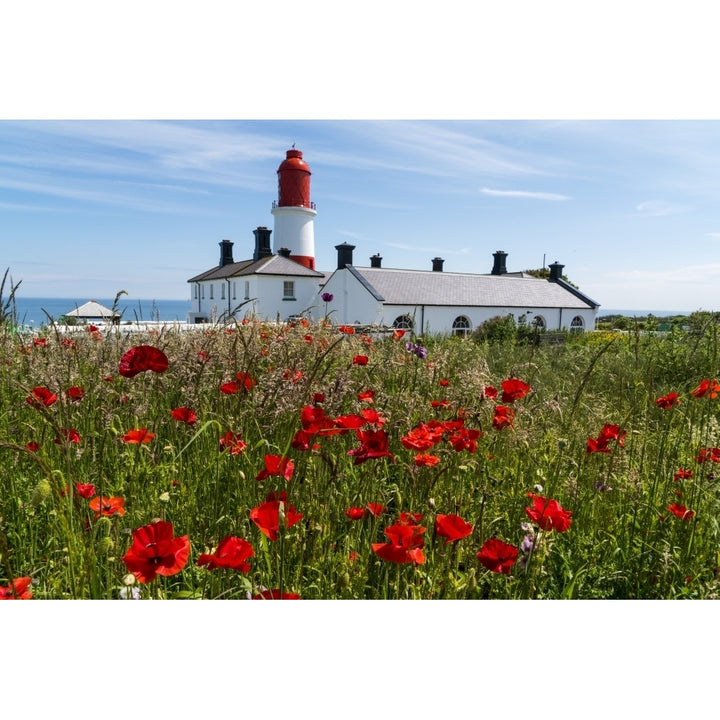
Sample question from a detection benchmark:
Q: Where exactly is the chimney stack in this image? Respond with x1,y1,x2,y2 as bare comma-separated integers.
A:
432,257,444,272
370,253,383,268
253,226,272,261
219,239,234,267
278,247,292,258
548,261,564,282
491,250,508,275
335,242,355,269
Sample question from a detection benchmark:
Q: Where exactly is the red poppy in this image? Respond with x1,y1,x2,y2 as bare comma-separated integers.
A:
347,429,395,465
118,345,169,378
398,511,423,525
33,337,47,348
414,453,441,467
75,483,96,499
338,325,355,334
525,493,572,532
313,393,325,404
219,431,247,454
301,404,335,433
691,378,720,399
54,428,80,444
492,405,515,430
255,454,295,482
435,513,473,543
656,392,681,409
26,441,40,452
122,428,155,444
220,371,257,394
333,414,366,432
448,425,482,452
366,503,386,517
27,386,58,408
586,423,626,454
476,538,519,574
0,577,33,599
252,589,301,599
283,369,303,383
61,337,77,348
674,468,692,481
439,379,450,387
361,408,385,426
87,324,99,332
89,495,126,519
696,447,720,464
401,423,445,451
249,494,303,541
170,407,198,425
65,386,85,402
483,385,498,400
372,520,426,565
291,429,320,451
392,329,406,340
668,503,695,520
122,520,190,583
345,507,369,520
430,398,451,409
501,378,531,403
357,389,375,403
197,536,254,572
196,351,210,363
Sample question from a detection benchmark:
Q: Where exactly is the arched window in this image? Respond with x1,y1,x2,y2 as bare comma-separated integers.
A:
570,315,585,333
452,315,471,336
533,315,546,330
393,315,413,330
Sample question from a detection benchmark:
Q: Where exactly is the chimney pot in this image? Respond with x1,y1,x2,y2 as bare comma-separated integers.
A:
335,242,355,269
491,250,508,275
278,247,292,258
219,239,234,267
548,261,564,282
432,257,444,272
370,253,383,268
253,226,272,260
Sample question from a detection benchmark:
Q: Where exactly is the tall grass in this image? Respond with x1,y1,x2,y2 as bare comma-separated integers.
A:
1,316,719,599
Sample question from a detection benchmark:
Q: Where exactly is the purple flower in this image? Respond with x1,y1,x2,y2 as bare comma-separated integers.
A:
321,292,334,303
405,341,427,360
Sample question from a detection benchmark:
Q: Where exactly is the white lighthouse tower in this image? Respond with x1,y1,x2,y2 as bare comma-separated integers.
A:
271,148,317,270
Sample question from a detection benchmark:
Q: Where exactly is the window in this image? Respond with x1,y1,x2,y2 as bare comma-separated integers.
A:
570,315,585,333
452,315,471,336
393,315,413,330
244,281,250,300
193,285,198,299
221,283,225,300
233,281,237,300
533,315,546,330
201,285,205,299
209,284,214,300
283,281,295,299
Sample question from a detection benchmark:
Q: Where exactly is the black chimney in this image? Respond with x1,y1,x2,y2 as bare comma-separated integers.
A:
491,250,508,275
253,226,272,261
219,239,234,267
432,257,444,272
548,261,564,282
278,247,292,258
370,253,382,268
335,242,355,269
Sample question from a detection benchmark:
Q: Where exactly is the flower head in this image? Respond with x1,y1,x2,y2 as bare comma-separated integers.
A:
122,428,155,444
0,577,33,599
476,538,519,575
435,513,474,543
89,495,126,519
655,392,681,409
668,503,695,520
321,292,334,303
255,454,295,482
122,520,190,583
26,386,58,409
118,345,169,378
525,493,572,532
372,520,426,565
170,407,198,425
501,378,531,403
197,536,254,572
249,492,303,541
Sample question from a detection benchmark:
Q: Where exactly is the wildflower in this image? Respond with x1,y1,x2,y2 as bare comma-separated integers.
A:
353,355,369,366
64,386,85,402
338,325,355,334
483,385,498,400
89,495,126,519
476,538,519,575
249,492,303,541
252,589,301,599
122,428,155,444
655,392,681,409
357,389,375,403
118,345,169,378
361,408,385,426
414,453,441,467
439,379,450,387
691,378,720,399
366,503,386,517
196,351,210,363
392,329,406,340
492,405,515,430
122,520,190,583
405,341,428,360
0,577,33,599
435,514,474,543
75,483,96,499
448,425,482,452
321,292,334,302
696,447,720,464
26,386,58,409
347,428,395,465
525,493,572,532
518,532,536,569
372,520,426,565
54,428,81,444
674,468,693,481
345,507,369,520
668,503,695,520
197,536,254,572
586,423,626,454
218,431,247,454
170,407,198,425
255,454,295,482
33,338,47,348
26,441,40,452
501,378,531,403
220,371,257,394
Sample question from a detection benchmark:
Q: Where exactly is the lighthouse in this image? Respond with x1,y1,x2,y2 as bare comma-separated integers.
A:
271,148,317,270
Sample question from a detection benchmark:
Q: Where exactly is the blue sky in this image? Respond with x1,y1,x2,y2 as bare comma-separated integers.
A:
3,119,720,311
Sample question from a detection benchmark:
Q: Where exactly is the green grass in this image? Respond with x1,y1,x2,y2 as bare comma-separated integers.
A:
2,316,720,599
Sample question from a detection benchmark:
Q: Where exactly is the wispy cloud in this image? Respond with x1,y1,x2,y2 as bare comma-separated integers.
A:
706,232,720,240
635,200,692,216
386,241,471,255
480,187,571,201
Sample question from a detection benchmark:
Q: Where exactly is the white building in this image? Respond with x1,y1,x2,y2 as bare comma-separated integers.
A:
188,147,600,332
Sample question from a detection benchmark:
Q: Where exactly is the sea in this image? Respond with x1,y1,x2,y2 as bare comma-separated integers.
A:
10,297,191,327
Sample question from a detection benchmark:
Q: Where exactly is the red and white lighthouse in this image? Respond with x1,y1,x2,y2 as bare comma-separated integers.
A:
271,148,317,270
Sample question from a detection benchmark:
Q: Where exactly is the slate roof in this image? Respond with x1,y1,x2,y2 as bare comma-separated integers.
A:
346,266,599,309
188,254,325,283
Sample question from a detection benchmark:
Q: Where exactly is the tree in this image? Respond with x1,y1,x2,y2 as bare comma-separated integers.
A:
524,267,579,289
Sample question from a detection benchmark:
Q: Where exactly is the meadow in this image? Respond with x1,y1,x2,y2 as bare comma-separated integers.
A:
2,308,720,600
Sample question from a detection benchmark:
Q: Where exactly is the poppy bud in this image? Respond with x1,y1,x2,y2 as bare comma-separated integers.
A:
96,536,115,555
338,572,350,589
467,567,477,592
94,516,112,537
31,479,52,506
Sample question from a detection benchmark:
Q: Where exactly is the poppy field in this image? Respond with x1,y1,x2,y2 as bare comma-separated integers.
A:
2,313,720,600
